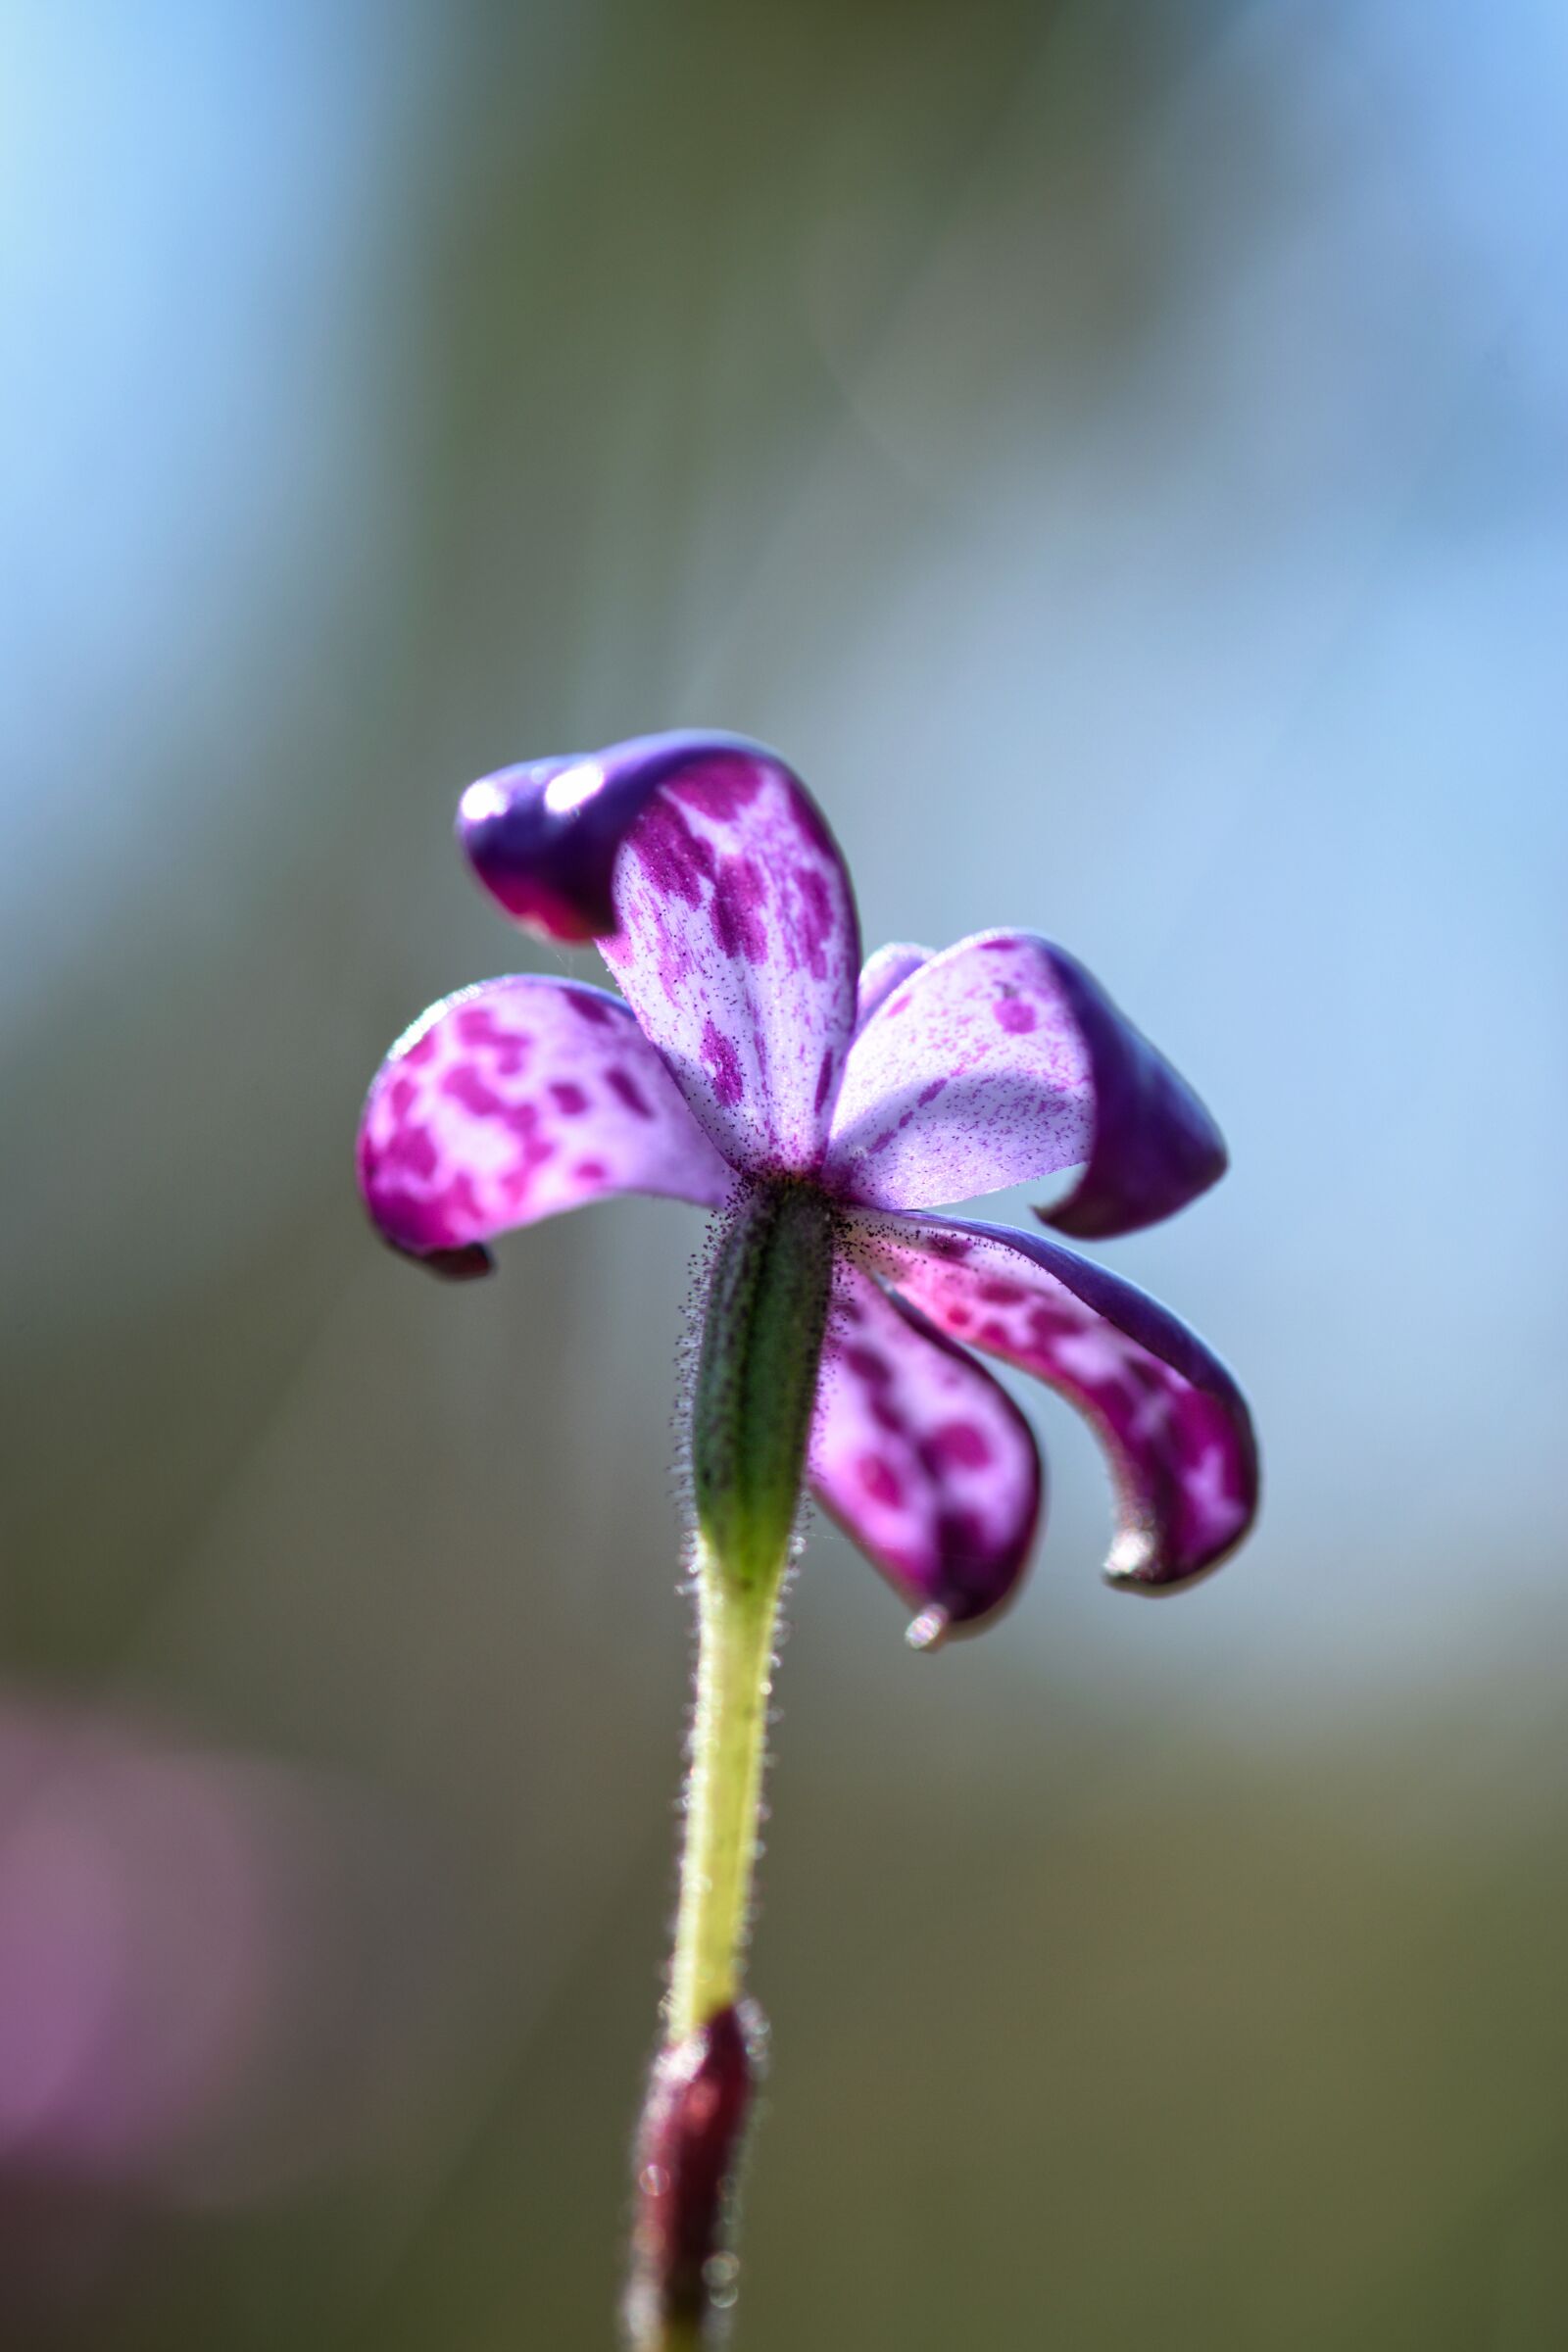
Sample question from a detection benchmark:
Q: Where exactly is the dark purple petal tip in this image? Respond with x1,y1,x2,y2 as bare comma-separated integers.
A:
627,2002,760,2340
1035,948,1229,1240
457,730,810,946
384,1237,495,1281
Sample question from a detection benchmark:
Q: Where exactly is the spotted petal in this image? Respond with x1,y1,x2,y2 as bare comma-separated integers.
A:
358,976,733,1272
459,732,860,1176
855,941,930,1032
849,1211,1257,1591
810,1263,1043,1641
822,931,1226,1236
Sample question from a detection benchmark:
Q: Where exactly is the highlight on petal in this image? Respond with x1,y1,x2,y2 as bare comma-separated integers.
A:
848,1211,1258,1592
358,975,734,1267
821,931,1226,1235
460,733,860,1177
455,757,632,945
809,1262,1043,1641
855,941,930,1032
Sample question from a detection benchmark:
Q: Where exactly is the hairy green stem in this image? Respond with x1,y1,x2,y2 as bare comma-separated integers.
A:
625,1181,835,2350
669,1541,784,2038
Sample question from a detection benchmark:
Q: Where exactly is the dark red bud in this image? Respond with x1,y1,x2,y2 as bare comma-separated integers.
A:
625,2002,760,2343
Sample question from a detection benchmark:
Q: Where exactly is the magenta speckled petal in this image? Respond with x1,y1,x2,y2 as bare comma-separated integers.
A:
459,732,860,1175
824,931,1094,1206
358,975,734,1269
850,1211,1257,1592
810,1262,1042,1638
855,942,931,1033
822,931,1226,1233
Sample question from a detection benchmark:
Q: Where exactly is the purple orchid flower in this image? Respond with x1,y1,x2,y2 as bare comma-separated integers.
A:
358,731,1258,1645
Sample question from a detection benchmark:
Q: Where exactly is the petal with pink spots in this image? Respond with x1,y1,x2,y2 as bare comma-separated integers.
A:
849,1211,1258,1591
459,732,860,1176
855,941,930,1032
358,975,733,1272
822,932,1226,1234
810,1264,1043,1639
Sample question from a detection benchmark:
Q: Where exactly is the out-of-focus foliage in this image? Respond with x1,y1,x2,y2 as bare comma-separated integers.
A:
3,1,1567,2344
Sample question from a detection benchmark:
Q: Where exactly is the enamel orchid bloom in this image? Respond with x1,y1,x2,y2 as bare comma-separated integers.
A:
358,732,1257,1643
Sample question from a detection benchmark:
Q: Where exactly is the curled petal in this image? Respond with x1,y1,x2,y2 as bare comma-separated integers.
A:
822,931,1226,1235
1029,946,1229,1240
358,976,733,1268
855,941,930,1032
459,731,860,1176
849,1211,1257,1592
810,1263,1043,1640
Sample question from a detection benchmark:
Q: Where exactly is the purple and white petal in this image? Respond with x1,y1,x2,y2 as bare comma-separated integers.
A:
1027,946,1229,1240
358,975,733,1272
810,1264,1043,1642
460,732,860,1177
821,931,1226,1234
855,942,930,1033
848,1211,1258,1592
824,932,1091,1207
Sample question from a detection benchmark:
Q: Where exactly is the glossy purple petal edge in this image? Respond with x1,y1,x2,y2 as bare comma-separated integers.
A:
1036,948,1229,1240
458,729,818,945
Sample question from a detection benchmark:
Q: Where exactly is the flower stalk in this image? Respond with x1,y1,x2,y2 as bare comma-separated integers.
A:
668,1550,782,2041
625,1183,836,2349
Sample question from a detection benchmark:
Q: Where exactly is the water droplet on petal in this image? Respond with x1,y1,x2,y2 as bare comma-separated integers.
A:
639,2164,669,2197
906,1605,951,1654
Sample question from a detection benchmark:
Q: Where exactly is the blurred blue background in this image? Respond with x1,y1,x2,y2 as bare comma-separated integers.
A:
3,2,1567,2344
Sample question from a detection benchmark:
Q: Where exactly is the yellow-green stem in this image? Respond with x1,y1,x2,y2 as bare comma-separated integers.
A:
668,1536,785,2040
627,1183,833,2349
